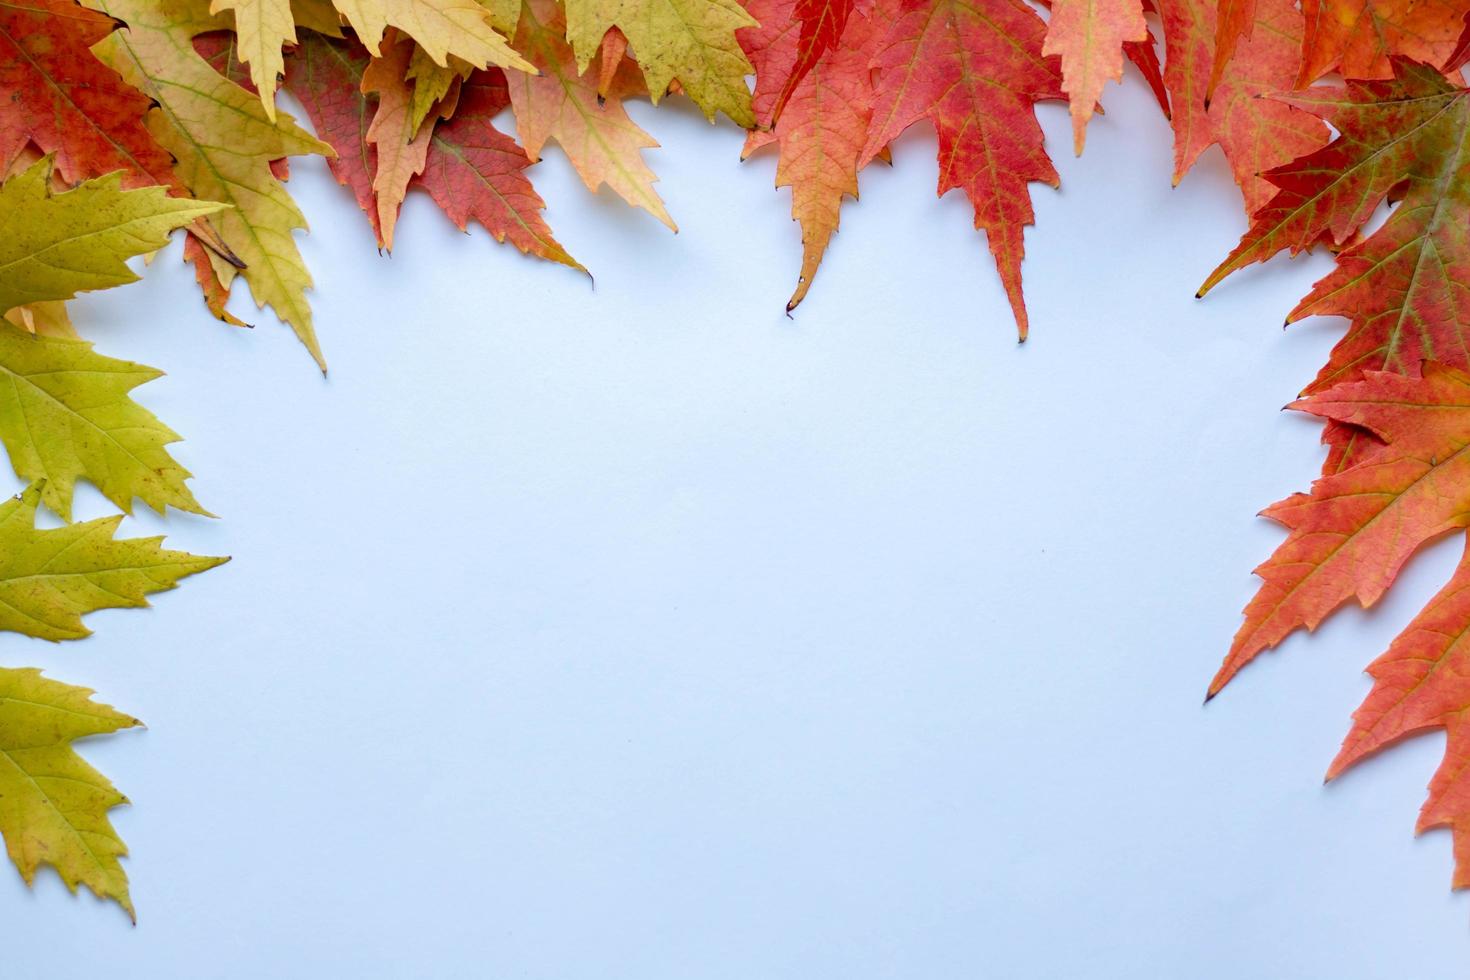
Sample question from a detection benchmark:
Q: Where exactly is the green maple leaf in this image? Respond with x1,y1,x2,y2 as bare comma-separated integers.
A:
0,667,142,919
0,323,209,521
0,482,226,641
0,157,223,314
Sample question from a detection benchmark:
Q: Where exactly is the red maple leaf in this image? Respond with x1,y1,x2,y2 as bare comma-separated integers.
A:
861,0,1063,339
0,0,178,189
416,71,583,271
766,0,856,125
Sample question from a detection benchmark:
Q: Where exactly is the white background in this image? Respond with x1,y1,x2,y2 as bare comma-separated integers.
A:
4,64,1468,977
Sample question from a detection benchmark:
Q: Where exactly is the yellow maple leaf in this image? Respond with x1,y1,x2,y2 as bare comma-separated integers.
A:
0,157,221,314
0,481,226,641
0,322,209,520
90,0,335,369
563,0,756,126
0,667,142,920
213,0,532,115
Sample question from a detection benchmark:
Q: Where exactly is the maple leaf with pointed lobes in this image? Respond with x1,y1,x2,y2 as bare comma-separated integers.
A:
0,322,209,520
510,0,674,229
1280,66,1470,399
1297,0,1463,85
0,481,225,641
0,0,180,191
563,0,757,126
363,30,460,251
418,70,583,269
0,667,142,919
861,0,1063,340
283,31,383,243
90,0,334,370
405,45,473,137
1159,0,1328,214
1043,0,1146,154
1325,537,1470,888
742,0,874,310
0,157,223,314
1200,61,1470,420
211,0,531,117
1209,363,1470,697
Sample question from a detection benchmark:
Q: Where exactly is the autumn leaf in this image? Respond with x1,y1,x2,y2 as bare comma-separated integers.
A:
405,44,473,137
765,0,855,125
0,481,225,641
212,0,531,116
742,0,874,310
90,0,334,369
418,70,583,269
1159,0,1328,213
0,322,208,520
509,0,673,229
1208,0,1253,96
1200,63,1470,401
363,30,459,250
1285,66,1470,398
0,157,222,314
1324,537,1470,887
0,667,141,919
1296,0,1463,85
1042,0,1146,154
861,0,1063,339
283,30,382,243
1209,363,1470,696
207,0,294,117
563,0,757,126
1124,0,1169,117
0,0,180,191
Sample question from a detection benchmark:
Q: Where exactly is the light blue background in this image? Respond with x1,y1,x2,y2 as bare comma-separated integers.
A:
5,66,1468,977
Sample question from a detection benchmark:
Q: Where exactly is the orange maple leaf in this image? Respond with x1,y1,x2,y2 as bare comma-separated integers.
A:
743,0,876,310
1328,534,1470,888
363,31,461,251
1211,363,1470,697
1297,0,1463,84
1159,0,1328,214
1042,0,1147,153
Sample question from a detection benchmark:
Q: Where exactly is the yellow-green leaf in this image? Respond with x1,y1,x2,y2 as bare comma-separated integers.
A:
89,0,334,369
209,0,295,119
406,44,472,137
0,667,141,920
0,481,226,641
0,323,208,521
563,0,757,125
0,158,222,315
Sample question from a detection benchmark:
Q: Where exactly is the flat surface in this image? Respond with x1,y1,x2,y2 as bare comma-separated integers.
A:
5,67,1468,978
